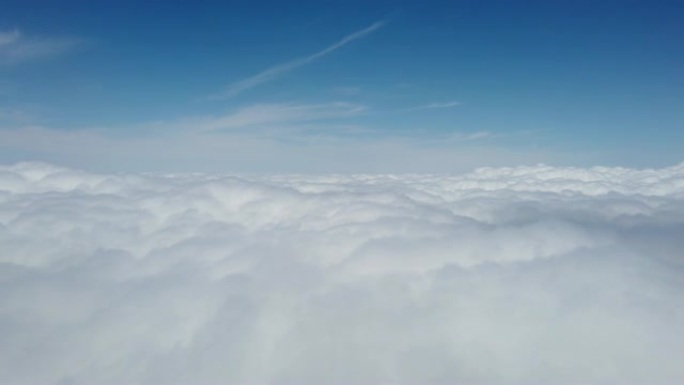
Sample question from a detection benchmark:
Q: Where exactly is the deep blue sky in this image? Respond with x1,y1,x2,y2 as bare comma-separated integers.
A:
1,0,682,172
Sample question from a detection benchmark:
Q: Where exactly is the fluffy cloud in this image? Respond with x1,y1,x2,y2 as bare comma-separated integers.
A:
1,161,684,384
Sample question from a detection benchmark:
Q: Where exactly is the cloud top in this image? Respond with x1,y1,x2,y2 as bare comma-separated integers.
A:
1,161,684,384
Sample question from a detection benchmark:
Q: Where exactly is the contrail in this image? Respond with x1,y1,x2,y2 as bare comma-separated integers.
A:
215,21,386,99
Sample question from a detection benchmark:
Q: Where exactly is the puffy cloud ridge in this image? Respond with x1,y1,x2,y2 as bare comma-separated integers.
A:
1,161,684,384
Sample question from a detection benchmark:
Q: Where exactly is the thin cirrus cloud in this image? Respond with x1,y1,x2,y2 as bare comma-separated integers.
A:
406,100,461,111
213,21,387,99
0,29,21,45
188,102,367,133
0,121,539,173
1,161,684,384
0,98,507,174
0,29,80,65
420,100,461,109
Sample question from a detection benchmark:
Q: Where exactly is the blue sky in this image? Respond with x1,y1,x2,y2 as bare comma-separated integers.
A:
1,0,683,172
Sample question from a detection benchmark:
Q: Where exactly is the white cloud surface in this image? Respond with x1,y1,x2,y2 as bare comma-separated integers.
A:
1,161,684,384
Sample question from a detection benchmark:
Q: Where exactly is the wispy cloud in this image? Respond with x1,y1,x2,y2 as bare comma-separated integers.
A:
183,102,366,133
0,29,21,46
332,86,363,96
0,29,80,65
447,130,491,141
408,101,461,111
0,123,549,173
213,21,386,99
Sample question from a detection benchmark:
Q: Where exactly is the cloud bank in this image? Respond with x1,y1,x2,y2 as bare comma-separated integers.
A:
1,162,684,384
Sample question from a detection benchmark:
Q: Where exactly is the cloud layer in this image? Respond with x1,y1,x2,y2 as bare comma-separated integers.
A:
1,162,684,384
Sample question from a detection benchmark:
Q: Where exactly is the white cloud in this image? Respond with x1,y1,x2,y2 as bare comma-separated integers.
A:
0,29,80,65
1,161,684,384
214,21,386,98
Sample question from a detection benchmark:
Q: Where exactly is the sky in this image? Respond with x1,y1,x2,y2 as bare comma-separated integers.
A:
0,0,683,172
2,3,684,383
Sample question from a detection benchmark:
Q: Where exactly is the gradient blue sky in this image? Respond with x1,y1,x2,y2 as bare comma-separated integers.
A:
1,0,682,172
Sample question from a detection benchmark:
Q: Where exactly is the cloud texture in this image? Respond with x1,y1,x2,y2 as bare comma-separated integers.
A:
1,162,684,384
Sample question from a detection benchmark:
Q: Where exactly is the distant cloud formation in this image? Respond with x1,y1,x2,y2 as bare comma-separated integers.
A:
0,99,517,173
1,161,684,384
0,29,80,65
214,21,386,98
